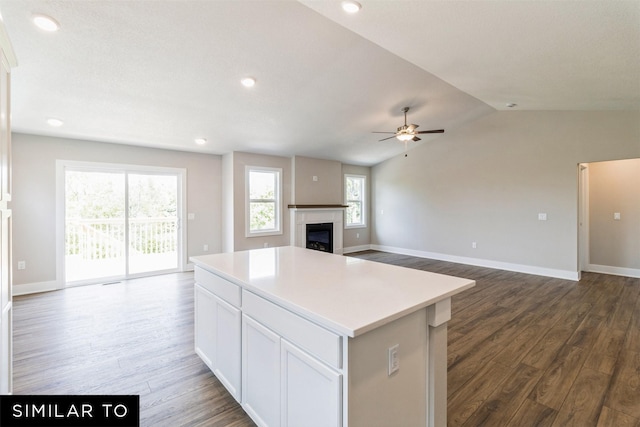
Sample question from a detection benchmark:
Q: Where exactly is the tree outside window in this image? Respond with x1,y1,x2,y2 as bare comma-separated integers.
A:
247,167,282,235
345,175,366,228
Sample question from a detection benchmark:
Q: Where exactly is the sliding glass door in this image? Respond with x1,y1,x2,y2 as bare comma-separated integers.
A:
62,163,183,285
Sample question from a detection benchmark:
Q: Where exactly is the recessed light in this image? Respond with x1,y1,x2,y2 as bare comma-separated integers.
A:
506,103,517,108
194,138,207,145
341,0,362,14
33,14,60,32
47,118,64,127
241,77,256,88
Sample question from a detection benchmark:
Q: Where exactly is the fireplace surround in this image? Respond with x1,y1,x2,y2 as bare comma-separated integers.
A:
289,205,346,254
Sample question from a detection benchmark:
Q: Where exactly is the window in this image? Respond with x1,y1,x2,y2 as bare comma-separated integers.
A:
345,174,366,228
246,166,282,236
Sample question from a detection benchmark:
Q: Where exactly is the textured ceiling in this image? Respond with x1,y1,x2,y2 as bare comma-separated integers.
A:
0,0,638,166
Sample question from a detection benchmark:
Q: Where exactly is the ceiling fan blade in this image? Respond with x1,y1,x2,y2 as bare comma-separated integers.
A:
407,124,419,132
412,136,421,142
372,131,396,134
378,135,399,141
415,129,445,134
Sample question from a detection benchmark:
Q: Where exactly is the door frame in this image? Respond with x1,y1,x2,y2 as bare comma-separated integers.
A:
56,160,187,288
577,163,590,278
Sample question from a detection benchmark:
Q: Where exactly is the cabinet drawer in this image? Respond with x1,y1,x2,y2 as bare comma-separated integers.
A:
195,267,241,308
243,290,342,369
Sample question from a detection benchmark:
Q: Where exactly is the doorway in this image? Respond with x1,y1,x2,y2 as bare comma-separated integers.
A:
58,161,186,286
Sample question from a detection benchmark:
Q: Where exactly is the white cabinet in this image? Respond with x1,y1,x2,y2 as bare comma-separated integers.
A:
281,339,341,427
241,290,342,427
242,315,281,427
194,284,216,368
194,268,241,401
0,24,15,396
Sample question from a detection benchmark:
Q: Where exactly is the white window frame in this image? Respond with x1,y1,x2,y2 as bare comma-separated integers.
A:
344,174,366,229
245,166,283,237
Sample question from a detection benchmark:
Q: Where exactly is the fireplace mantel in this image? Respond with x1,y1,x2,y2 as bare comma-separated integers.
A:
289,205,346,254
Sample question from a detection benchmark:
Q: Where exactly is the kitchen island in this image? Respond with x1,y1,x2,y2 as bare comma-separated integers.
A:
191,246,474,427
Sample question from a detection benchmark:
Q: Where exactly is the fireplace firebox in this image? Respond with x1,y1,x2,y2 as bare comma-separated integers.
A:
306,223,333,253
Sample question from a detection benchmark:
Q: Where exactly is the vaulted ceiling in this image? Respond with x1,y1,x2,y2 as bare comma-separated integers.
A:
1,0,638,166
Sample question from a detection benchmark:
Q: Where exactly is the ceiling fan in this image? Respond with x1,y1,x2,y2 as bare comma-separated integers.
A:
373,107,444,142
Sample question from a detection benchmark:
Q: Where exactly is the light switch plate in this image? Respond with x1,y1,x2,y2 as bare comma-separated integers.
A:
388,344,399,375
614,212,621,220
538,213,547,221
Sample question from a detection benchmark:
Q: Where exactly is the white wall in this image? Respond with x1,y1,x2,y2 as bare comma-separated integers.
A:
372,111,640,279
11,133,222,289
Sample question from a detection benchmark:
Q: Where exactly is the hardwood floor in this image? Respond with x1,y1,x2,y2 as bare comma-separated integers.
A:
350,251,640,427
12,273,256,427
12,252,640,426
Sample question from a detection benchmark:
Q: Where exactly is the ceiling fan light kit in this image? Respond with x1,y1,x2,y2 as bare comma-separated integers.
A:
373,107,444,143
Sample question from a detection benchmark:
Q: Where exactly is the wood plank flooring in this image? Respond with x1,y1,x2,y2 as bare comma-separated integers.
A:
350,251,640,427
11,251,640,426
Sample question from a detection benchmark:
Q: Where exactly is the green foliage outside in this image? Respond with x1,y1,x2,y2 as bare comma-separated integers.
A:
65,171,178,258
346,176,363,225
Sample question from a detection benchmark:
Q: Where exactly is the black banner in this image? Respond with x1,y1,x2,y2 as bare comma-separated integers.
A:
0,395,139,427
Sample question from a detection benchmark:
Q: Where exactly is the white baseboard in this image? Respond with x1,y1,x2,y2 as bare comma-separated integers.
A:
342,245,372,254
586,264,640,278
370,245,580,281
13,280,60,296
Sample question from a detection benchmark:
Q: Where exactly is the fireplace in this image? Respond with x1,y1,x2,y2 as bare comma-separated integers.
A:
289,205,346,254
306,223,333,253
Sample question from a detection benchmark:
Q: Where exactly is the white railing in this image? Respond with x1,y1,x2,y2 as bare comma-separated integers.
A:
66,217,178,260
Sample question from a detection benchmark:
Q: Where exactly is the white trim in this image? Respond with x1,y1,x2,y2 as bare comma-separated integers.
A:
370,245,580,281
344,174,366,228
245,166,283,237
586,264,640,279
13,280,59,296
342,245,371,254
56,160,187,287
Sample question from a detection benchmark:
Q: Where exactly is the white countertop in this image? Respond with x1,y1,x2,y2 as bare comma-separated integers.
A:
191,246,475,337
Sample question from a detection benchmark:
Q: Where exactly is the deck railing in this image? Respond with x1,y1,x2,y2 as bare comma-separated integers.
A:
66,217,178,260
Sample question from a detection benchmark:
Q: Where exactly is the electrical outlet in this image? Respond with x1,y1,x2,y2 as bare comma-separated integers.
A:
538,213,547,221
264,242,269,248
356,233,360,239
17,261,26,270
472,242,477,249
614,212,621,220
388,344,399,375
203,244,209,251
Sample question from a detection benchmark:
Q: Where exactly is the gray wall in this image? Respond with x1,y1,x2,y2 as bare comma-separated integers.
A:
372,111,640,277
226,151,293,252
589,158,640,270
11,133,222,288
292,156,342,205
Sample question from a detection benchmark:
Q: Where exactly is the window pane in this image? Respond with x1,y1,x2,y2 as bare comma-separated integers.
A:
345,175,365,226
250,171,276,200
347,201,362,224
346,177,361,200
250,202,276,231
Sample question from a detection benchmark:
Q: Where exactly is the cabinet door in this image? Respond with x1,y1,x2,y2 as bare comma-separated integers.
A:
242,315,280,427
0,306,11,394
212,294,241,401
194,284,217,370
281,339,342,427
